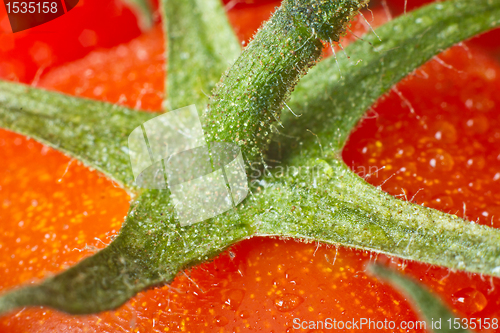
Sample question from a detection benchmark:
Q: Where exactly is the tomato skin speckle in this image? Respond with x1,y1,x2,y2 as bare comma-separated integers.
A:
1,1,500,332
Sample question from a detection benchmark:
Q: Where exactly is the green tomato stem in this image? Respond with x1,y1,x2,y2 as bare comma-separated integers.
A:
204,0,369,164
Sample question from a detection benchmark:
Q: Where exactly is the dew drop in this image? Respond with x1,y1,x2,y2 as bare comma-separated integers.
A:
429,195,454,211
464,115,489,134
215,315,229,327
222,289,245,310
466,156,486,171
274,293,304,312
238,310,250,319
425,149,454,172
451,287,488,314
433,121,457,143
272,277,287,287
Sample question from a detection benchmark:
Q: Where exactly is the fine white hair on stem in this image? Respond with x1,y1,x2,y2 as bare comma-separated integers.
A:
394,192,407,200
224,0,242,11
325,246,339,266
377,171,397,188
359,11,381,41
367,7,375,21
338,42,350,60
362,108,379,120
94,237,111,246
271,111,285,127
313,241,321,256
364,165,385,180
488,276,496,294
58,159,74,183
410,188,424,202
433,55,465,73
381,0,393,20
348,29,375,47
329,41,343,79
306,129,324,157
458,42,473,59
31,65,47,87
284,102,302,117
392,86,419,119
439,268,451,282
182,271,205,293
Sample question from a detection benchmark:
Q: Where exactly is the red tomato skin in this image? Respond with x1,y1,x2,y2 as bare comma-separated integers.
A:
1,1,500,332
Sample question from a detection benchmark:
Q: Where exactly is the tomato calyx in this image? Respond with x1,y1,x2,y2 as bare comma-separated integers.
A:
1,0,500,322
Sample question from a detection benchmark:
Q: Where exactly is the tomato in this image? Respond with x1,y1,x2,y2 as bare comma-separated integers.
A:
0,0,147,83
1,1,500,332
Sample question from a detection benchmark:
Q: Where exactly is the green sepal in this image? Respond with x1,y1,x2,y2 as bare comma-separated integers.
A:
122,0,154,31
0,81,159,191
370,264,472,333
255,159,500,277
162,0,241,112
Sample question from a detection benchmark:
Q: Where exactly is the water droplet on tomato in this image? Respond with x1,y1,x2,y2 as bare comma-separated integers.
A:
451,287,487,314
425,149,454,172
466,156,486,170
272,277,287,287
215,315,229,327
433,121,457,143
464,115,489,134
238,310,250,319
429,195,454,211
222,289,245,310
284,269,299,284
274,293,304,312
